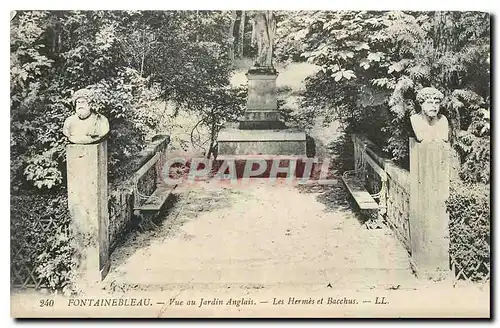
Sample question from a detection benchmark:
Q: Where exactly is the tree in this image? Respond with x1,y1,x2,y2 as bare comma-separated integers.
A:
228,10,237,64
11,10,244,190
11,10,157,190
275,11,490,170
237,11,246,58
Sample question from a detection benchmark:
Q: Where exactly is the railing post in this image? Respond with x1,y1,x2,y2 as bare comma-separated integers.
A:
352,134,366,171
409,138,451,280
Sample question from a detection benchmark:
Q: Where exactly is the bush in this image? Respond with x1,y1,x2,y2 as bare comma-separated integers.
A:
35,225,78,295
276,11,490,164
447,180,490,281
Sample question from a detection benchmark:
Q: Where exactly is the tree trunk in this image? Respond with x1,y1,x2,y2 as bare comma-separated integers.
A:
140,30,146,77
228,11,237,65
206,109,218,159
237,11,246,58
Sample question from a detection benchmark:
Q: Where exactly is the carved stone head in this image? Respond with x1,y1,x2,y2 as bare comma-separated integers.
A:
72,88,93,120
63,88,109,144
416,87,444,119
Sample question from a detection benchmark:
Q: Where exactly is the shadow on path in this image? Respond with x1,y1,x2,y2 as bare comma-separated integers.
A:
106,186,243,291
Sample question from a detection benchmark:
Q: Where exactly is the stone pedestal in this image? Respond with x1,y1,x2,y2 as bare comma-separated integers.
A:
240,67,284,130
218,65,308,163
218,128,306,156
409,138,451,280
217,128,307,179
67,141,110,287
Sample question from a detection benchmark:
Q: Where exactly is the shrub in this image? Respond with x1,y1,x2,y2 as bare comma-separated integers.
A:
35,225,79,295
276,11,490,164
11,192,77,293
447,180,490,282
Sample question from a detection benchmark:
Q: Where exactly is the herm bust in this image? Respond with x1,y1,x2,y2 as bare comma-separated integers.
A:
410,87,449,142
63,88,110,144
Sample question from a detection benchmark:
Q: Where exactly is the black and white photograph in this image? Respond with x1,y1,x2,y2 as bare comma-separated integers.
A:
9,8,491,318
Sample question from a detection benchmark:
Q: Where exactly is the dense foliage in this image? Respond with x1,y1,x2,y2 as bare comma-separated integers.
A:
275,11,490,175
447,181,490,281
11,192,75,292
10,10,242,290
12,11,151,189
11,10,242,191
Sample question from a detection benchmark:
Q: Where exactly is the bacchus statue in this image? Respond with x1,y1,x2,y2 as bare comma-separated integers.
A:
63,88,110,144
251,11,277,68
410,87,449,142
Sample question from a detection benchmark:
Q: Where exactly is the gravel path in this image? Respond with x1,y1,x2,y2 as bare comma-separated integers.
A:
104,179,419,292
12,180,489,318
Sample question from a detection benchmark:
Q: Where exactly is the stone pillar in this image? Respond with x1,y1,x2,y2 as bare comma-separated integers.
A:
409,138,451,280
67,141,110,287
239,67,285,130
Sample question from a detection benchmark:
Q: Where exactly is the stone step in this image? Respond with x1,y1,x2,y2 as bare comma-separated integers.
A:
239,120,286,130
217,129,307,156
212,156,317,179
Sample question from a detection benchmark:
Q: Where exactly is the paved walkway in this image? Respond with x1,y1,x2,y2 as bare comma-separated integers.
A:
104,179,419,291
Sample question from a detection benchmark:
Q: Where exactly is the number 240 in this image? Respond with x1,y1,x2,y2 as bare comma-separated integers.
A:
39,299,54,307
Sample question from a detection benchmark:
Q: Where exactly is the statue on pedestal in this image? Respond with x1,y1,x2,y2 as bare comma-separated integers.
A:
63,88,110,144
251,11,277,68
410,87,449,142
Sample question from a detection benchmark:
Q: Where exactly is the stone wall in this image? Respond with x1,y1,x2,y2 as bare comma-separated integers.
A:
108,135,170,251
352,135,411,253
108,184,134,252
384,161,411,253
352,134,451,279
